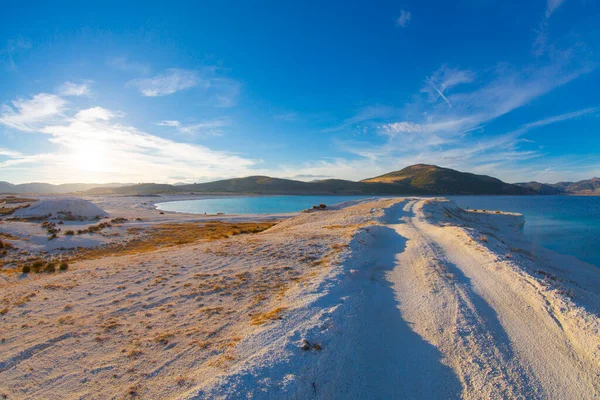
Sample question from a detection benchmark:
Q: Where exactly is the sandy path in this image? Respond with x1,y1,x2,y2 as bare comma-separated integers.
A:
385,199,599,399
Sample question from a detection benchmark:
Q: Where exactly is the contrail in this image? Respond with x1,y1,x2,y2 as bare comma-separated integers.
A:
426,77,452,108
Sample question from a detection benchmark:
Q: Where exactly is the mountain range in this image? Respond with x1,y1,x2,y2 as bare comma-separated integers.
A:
1,164,598,196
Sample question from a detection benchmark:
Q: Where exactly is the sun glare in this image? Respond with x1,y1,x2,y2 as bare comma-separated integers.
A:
71,141,109,172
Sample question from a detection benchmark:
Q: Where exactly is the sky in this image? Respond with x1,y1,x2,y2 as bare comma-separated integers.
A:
0,0,599,185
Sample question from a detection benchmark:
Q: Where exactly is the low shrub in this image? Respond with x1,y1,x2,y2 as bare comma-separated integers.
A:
22,265,31,273
44,262,56,273
59,262,68,271
65,230,75,235
31,260,45,272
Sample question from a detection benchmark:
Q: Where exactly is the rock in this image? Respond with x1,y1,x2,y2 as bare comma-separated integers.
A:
299,338,311,351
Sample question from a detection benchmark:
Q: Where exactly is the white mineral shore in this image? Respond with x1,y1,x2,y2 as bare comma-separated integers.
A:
0,197,598,399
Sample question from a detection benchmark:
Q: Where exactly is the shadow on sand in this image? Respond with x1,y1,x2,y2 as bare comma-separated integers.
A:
321,223,462,399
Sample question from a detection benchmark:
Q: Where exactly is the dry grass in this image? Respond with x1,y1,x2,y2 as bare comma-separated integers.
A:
71,221,276,261
251,306,287,325
0,204,30,215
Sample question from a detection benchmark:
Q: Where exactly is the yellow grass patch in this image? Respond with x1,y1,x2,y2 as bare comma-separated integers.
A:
72,221,276,260
250,306,287,325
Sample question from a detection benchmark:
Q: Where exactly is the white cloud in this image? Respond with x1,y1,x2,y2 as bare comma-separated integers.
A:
157,118,230,136
128,68,199,97
58,81,92,97
157,120,181,128
106,56,150,75
0,96,255,183
396,10,412,27
75,106,122,122
0,93,67,131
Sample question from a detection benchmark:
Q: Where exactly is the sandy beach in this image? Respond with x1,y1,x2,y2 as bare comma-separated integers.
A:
0,196,598,399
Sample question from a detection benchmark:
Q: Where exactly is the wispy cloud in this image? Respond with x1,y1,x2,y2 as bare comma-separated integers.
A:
0,93,67,131
58,81,92,97
534,0,568,55
511,106,599,135
127,67,241,106
157,118,230,136
106,56,150,75
312,45,595,182
396,10,412,27
546,0,566,18
128,68,199,97
0,36,31,70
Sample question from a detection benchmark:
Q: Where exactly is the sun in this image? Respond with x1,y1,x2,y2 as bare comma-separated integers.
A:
71,140,110,172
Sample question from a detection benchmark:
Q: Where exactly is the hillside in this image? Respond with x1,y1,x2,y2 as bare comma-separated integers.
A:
362,164,533,195
4,165,599,196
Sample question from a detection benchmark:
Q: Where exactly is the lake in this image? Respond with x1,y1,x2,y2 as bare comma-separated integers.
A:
156,195,600,267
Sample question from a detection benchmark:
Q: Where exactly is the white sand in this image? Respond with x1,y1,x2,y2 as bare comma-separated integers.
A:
13,197,108,219
0,198,598,399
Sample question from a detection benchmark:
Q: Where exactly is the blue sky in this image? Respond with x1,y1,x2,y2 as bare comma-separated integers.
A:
0,0,599,184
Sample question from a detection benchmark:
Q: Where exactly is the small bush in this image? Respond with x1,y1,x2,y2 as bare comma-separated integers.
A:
44,262,56,273
319,204,327,209
65,230,75,235
31,260,45,272
59,262,68,271
48,234,58,241
22,265,31,273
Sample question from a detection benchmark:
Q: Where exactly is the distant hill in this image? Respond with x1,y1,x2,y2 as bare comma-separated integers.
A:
86,183,178,195
0,182,131,194
515,182,566,195
517,177,600,195
82,165,535,195
562,177,600,194
4,165,599,196
362,164,533,195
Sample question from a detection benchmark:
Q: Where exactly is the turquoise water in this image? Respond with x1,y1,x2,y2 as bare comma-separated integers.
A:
448,196,600,268
156,195,373,215
157,195,600,267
